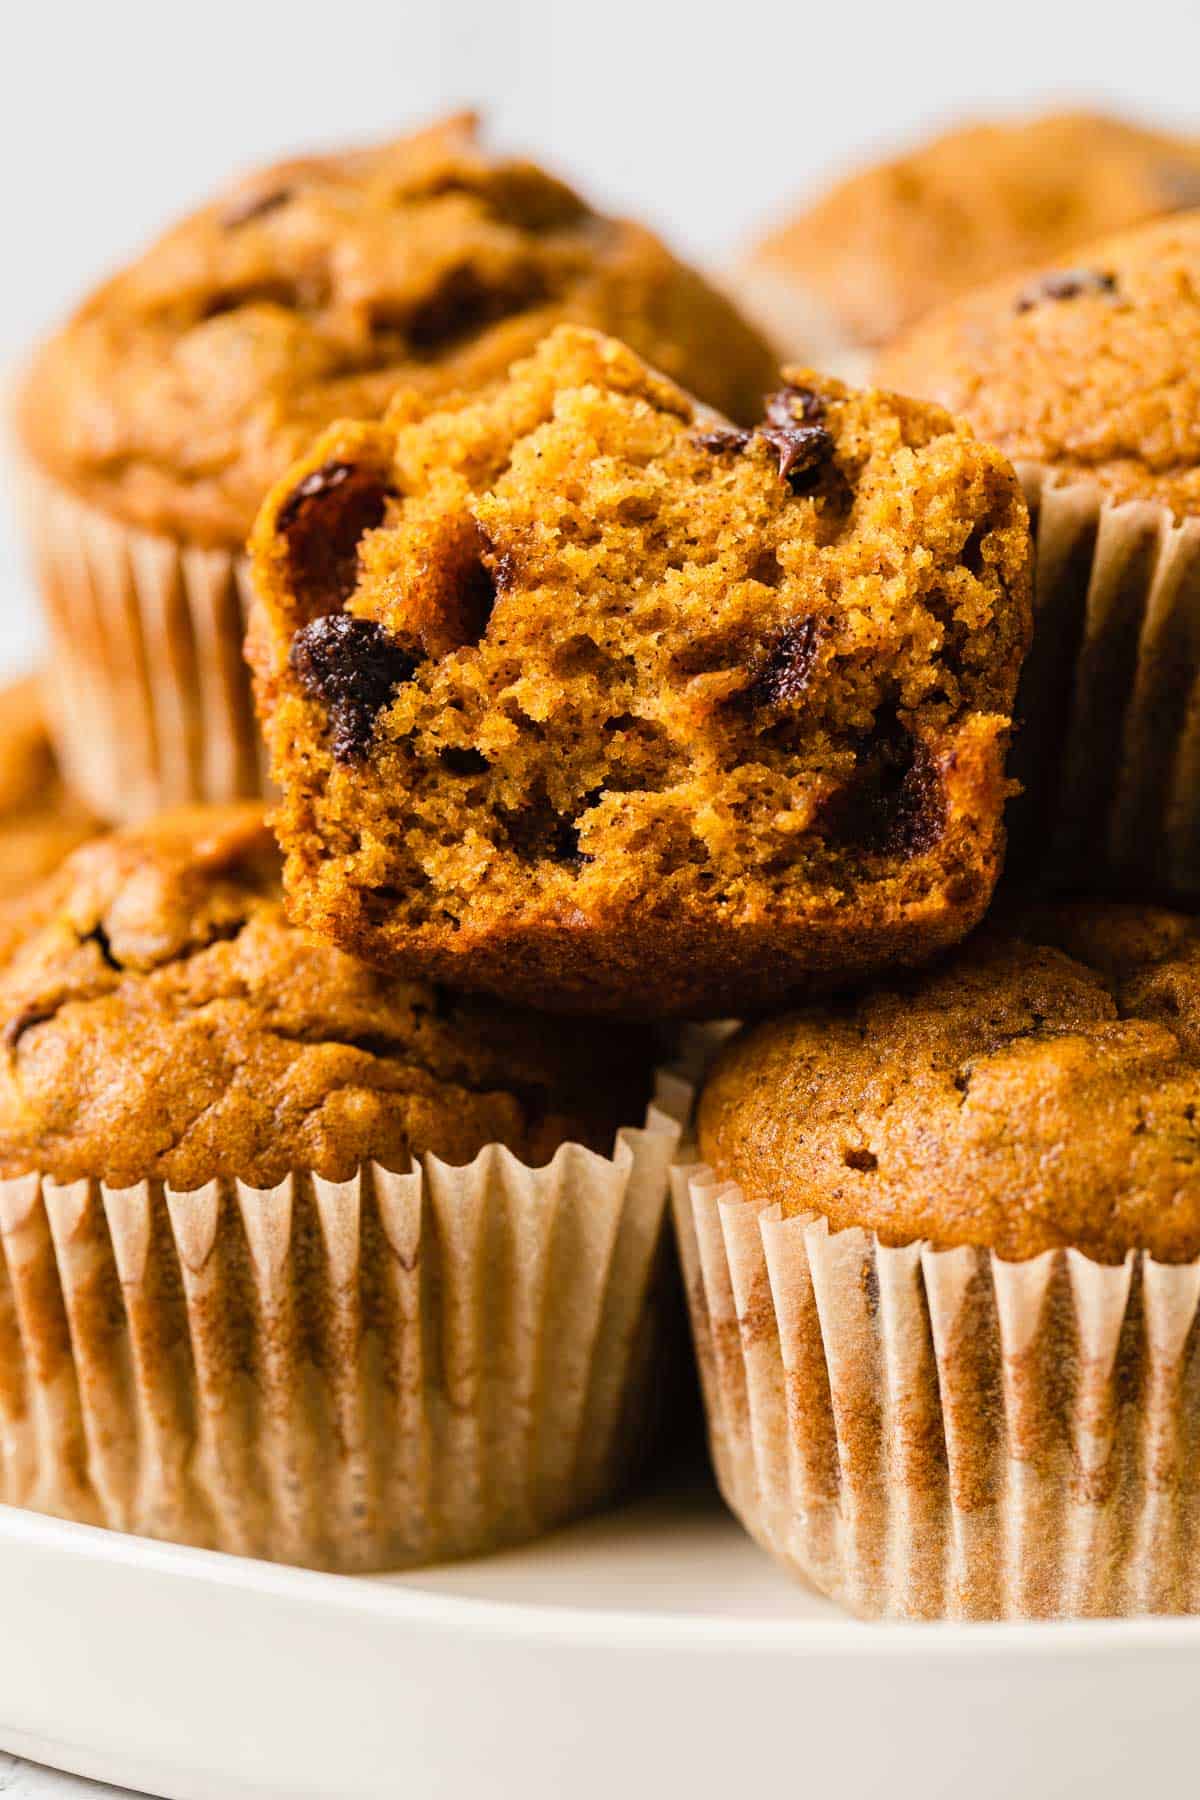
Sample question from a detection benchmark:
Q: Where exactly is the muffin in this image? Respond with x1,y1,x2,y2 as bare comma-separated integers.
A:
677,903,1200,1619
881,211,1200,900
0,804,684,1570
0,673,98,905
738,111,1200,374
248,325,1033,1018
15,112,776,824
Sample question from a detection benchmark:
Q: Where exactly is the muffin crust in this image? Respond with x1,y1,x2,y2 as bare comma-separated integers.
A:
0,675,98,902
0,806,654,1189
699,903,1200,1264
749,111,1200,352
880,212,1200,520
249,325,1032,1017
18,113,776,547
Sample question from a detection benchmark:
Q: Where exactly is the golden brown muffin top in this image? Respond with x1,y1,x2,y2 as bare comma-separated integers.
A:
698,903,1200,1264
750,111,1200,351
0,675,98,906
0,805,654,1189
247,325,1031,1017
879,211,1200,520
18,113,776,548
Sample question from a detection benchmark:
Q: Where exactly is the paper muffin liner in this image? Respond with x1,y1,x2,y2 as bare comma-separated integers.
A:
1005,465,1200,901
0,1071,689,1573
673,1160,1200,1620
13,456,268,823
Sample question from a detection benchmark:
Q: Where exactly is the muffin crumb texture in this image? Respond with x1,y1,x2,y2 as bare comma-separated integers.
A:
699,903,1200,1263
0,806,653,1190
250,325,1032,1016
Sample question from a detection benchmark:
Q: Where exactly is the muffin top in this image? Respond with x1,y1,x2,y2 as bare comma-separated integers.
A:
0,805,654,1189
698,903,1200,1264
749,111,1200,352
880,212,1200,520
0,675,97,904
18,112,775,548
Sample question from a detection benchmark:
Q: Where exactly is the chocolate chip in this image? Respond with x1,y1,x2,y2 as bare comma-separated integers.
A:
1014,268,1118,313
758,387,834,492
290,614,416,762
692,426,753,454
759,421,836,492
221,187,292,229
404,265,547,354
694,389,835,493
764,386,826,430
821,710,946,859
745,616,823,709
278,463,392,621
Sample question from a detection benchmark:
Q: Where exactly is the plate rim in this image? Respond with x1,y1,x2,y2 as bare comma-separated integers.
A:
7,1500,1200,1660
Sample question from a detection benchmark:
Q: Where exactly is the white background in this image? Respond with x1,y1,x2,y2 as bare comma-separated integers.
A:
2,0,1198,685
0,4,1199,1790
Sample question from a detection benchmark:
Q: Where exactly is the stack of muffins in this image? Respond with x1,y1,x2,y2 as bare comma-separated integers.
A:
7,105,1200,1620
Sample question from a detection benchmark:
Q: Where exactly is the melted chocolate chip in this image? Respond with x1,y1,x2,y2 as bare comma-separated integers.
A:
405,265,546,354
290,614,416,763
759,421,836,491
1014,268,1118,313
745,616,823,709
758,387,834,492
692,426,753,454
221,187,292,229
278,462,393,621
822,711,946,859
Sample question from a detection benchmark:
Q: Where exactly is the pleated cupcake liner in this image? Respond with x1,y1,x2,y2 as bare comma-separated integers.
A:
1005,465,1200,901
14,456,268,823
673,1161,1200,1620
0,1071,689,1573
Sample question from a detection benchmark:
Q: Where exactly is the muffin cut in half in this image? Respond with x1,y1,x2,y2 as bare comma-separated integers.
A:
0,806,679,1571
679,903,1200,1619
250,325,1033,1016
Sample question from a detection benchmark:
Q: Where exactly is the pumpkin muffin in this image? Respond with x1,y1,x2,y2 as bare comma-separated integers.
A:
15,112,775,824
881,211,1200,899
0,804,681,1570
738,111,1200,371
0,674,97,907
248,325,1032,1018
676,903,1200,1619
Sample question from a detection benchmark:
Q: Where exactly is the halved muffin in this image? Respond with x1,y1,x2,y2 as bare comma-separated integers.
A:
249,325,1032,1016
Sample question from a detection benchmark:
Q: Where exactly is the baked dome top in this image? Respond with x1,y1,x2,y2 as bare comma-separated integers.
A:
699,903,1200,1264
0,805,654,1189
880,211,1200,519
750,111,1200,352
18,113,776,546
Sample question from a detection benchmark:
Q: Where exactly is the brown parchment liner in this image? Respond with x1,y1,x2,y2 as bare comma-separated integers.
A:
673,1161,1200,1621
1006,465,1200,900
0,1072,689,1572
13,457,267,824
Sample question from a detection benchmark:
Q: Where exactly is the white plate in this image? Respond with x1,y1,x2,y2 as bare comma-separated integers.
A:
1,1468,1199,1800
